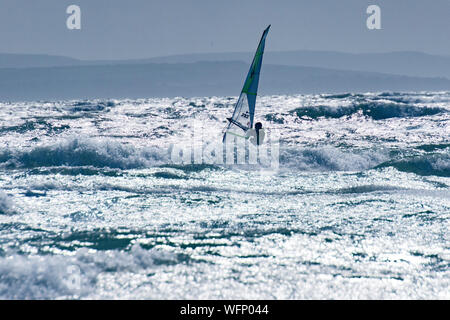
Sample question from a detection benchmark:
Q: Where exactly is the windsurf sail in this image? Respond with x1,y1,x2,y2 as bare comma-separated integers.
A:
223,25,270,142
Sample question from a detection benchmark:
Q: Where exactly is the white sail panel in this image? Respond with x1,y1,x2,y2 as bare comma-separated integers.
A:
223,93,251,140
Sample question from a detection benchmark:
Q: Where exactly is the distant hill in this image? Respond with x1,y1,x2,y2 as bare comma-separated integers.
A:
1,50,450,79
0,53,82,68
135,51,450,79
2,50,449,79
0,61,448,101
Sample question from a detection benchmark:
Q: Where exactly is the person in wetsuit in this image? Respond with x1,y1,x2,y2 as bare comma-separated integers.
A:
246,122,265,146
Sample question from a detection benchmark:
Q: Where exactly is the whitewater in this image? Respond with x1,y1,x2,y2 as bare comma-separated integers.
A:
0,91,449,299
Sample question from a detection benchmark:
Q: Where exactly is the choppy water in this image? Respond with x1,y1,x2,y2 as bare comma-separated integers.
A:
0,92,449,299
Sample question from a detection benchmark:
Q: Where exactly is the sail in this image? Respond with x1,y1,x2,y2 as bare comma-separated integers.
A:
223,25,270,141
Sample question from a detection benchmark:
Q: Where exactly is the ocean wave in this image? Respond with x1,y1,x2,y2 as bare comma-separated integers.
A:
291,102,446,120
280,146,387,171
376,154,450,177
415,144,450,152
280,146,450,176
0,138,168,170
0,244,182,299
332,185,404,194
67,100,116,113
0,119,70,135
322,93,363,99
26,166,123,177
2,137,447,177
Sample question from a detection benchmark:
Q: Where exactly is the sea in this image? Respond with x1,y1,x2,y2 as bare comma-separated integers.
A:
0,91,448,299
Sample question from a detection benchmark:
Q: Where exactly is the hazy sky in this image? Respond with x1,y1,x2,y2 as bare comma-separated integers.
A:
0,0,449,60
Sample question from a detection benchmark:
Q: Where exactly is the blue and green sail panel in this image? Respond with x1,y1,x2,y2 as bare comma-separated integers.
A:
223,25,270,142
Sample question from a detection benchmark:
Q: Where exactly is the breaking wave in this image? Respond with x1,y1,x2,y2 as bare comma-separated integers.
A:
279,146,450,177
280,146,387,171
0,138,168,170
66,100,116,113
376,154,450,177
291,102,447,120
1,137,448,177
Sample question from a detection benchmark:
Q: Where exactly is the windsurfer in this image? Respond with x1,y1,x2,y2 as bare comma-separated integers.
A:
246,122,265,145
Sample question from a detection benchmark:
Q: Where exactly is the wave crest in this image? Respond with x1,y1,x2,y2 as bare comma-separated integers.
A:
291,102,446,120
377,154,450,177
0,138,168,169
280,146,387,171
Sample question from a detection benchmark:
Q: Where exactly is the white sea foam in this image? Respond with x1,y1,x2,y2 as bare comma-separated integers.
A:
0,137,169,169
0,244,179,299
